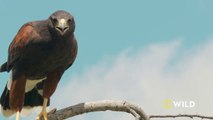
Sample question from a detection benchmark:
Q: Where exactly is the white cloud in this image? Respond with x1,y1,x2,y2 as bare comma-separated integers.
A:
52,39,213,120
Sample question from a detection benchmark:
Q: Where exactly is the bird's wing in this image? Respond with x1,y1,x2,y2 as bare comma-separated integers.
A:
66,37,78,70
0,62,7,72
7,23,40,71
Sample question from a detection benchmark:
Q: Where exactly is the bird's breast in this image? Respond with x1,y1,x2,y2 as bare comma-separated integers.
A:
22,40,73,78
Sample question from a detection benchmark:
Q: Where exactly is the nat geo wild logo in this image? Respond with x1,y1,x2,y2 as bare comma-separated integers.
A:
164,99,195,109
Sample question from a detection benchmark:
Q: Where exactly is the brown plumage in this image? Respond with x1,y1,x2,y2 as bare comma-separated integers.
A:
0,10,78,120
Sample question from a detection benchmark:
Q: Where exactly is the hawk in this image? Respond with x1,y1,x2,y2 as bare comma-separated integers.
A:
0,10,78,120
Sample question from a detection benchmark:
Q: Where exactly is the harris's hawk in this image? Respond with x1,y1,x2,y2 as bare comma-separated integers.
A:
0,10,78,120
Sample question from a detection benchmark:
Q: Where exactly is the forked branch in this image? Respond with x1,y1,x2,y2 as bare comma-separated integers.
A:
41,100,213,120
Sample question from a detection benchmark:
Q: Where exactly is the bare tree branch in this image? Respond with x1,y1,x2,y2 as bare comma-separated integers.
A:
40,100,213,120
149,114,213,119
44,100,149,120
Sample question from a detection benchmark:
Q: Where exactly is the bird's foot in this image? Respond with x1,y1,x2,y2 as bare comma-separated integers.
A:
36,98,48,120
36,110,47,120
16,111,20,120
35,108,56,120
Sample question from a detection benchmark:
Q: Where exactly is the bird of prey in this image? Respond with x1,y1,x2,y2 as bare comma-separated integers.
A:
0,10,78,120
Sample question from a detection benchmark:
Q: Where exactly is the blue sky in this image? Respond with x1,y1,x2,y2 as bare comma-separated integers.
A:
1,0,213,120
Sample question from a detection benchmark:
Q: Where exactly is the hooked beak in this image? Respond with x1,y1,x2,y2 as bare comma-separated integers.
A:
55,19,69,33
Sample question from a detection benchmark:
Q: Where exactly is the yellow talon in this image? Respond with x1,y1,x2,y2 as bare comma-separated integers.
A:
36,98,48,120
16,111,20,120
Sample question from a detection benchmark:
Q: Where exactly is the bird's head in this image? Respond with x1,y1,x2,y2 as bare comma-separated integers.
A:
48,10,75,36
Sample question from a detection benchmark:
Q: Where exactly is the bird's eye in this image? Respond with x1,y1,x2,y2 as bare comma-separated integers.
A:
51,18,57,24
67,19,71,23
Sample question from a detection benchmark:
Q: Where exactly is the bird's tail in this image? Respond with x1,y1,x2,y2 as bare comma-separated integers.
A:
0,85,15,117
24,87,50,108
0,81,50,117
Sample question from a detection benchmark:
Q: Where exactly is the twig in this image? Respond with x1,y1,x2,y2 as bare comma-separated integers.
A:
149,114,213,119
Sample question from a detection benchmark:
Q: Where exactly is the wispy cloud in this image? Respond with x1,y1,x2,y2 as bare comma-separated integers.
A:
52,38,213,120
